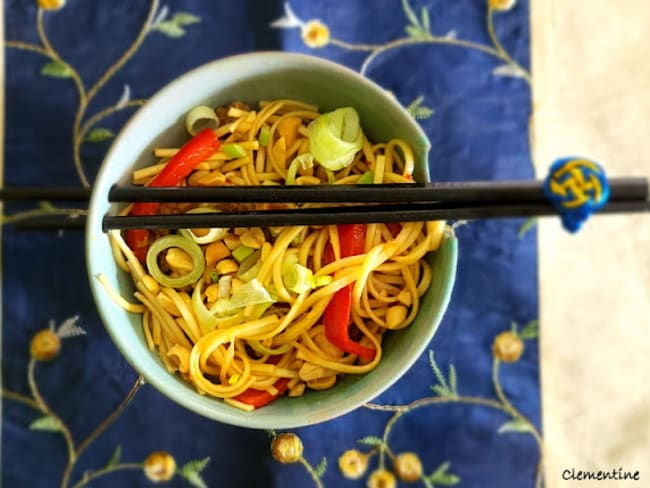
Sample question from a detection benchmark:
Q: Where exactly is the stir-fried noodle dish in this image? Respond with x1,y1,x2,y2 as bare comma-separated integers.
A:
104,99,445,411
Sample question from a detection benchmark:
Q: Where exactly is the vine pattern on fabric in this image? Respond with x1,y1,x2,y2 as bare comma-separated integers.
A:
3,2,210,487
3,0,199,206
1,316,211,488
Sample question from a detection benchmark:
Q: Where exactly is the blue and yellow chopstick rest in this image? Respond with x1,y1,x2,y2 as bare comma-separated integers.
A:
543,157,610,232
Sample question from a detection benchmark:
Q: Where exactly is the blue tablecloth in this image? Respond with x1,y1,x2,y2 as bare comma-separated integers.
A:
2,1,540,487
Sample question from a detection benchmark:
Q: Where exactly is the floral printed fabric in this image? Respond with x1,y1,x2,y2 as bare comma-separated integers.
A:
2,1,539,487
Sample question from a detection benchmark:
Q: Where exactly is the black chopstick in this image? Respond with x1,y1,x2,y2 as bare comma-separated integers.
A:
13,198,648,231
108,178,649,204
0,178,646,206
14,215,87,230
101,199,650,231
3,177,649,231
0,187,91,201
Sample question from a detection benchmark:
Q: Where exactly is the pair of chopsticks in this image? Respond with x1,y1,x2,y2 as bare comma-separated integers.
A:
0,186,89,230
1,178,648,231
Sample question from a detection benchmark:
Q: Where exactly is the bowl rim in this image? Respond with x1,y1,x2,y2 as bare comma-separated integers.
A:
86,51,454,428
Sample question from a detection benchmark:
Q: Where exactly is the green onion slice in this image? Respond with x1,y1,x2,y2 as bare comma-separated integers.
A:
185,105,220,136
146,235,205,288
232,245,255,263
210,278,274,316
179,208,229,244
222,143,247,159
286,153,314,185
315,275,333,287
308,107,363,171
192,278,218,333
357,170,375,184
258,125,271,147
237,250,262,282
282,254,315,294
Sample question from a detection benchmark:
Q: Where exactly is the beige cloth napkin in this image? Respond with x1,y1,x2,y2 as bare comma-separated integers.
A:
532,0,650,486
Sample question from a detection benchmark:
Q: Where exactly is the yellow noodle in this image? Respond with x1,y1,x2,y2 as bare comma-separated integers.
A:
295,176,321,185
248,292,308,341
359,285,386,326
167,344,191,374
219,340,236,384
298,228,320,267
158,337,175,372
223,172,246,185
312,227,330,271
352,242,399,309
132,161,168,181
109,230,146,282
351,309,384,350
391,234,433,265
327,225,340,261
152,313,162,346
383,172,413,183
160,287,202,343
258,226,305,285
397,265,420,329
142,309,155,351
225,398,255,411
134,287,191,349
221,157,250,173
427,220,446,251
416,260,433,296
272,249,293,303
315,254,365,277
255,146,266,173
109,233,131,273
373,154,386,183
294,342,380,374
95,273,146,313
334,174,361,184
272,297,330,345
257,172,282,182
109,99,448,407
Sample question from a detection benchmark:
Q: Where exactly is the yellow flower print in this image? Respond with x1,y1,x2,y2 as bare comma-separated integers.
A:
271,433,304,463
38,0,66,10
367,468,397,488
143,451,176,482
30,330,61,361
301,20,330,48
338,449,369,479
492,331,524,362
489,0,516,11
393,452,423,483
29,316,86,361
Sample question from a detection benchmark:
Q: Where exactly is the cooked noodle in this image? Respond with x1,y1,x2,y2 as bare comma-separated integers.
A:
104,99,445,408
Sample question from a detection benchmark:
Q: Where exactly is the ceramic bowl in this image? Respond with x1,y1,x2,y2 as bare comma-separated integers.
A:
86,52,457,429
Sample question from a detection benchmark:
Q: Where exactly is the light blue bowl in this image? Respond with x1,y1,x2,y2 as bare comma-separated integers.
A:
86,52,457,429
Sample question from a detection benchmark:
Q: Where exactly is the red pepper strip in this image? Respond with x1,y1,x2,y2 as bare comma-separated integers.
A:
233,378,290,408
323,224,377,362
233,355,289,408
324,285,376,361
125,128,221,262
386,222,402,238
338,223,367,257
